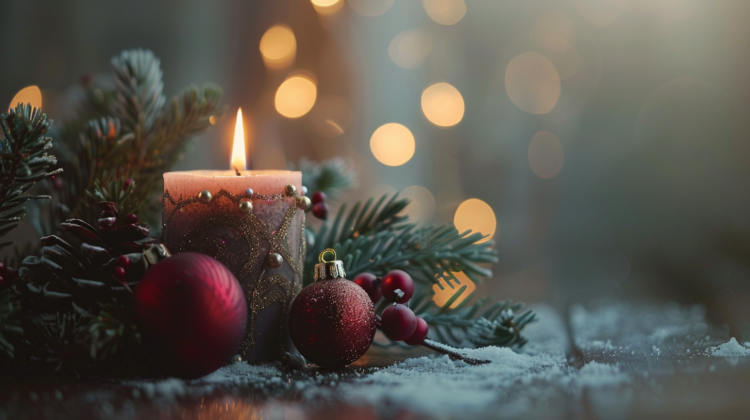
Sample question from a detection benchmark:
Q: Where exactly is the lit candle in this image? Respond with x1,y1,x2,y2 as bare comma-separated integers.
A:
162,109,307,363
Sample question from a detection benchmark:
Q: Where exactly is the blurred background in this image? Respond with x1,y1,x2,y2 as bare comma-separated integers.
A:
4,0,750,338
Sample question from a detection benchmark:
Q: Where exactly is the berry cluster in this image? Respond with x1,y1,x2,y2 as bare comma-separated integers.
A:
353,270,429,346
311,191,328,220
113,255,131,281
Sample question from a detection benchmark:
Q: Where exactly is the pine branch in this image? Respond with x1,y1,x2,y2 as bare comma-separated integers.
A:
28,49,224,238
304,184,534,350
374,293,536,349
86,178,139,224
305,194,498,285
298,157,355,198
304,194,410,283
0,104,60,249
86,303,140,360
0,288,22,358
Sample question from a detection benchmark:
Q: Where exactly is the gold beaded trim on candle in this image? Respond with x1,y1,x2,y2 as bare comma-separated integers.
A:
177,215,262,280
162,188,294,229
240,272,291,351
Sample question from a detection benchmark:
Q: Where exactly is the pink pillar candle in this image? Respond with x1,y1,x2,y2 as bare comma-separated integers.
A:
162,169,305,363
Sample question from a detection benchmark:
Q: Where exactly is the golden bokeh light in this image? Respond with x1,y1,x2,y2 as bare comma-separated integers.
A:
8,85,42,111
208,115,217,125
422,0,467,26
348,0,396,17
259,25,296,68
432,271,476,308
632,0,699,23
505,51,561,115
575,0,627,27
537,39,582,80
370,123,416,166
312,0,344,14
528,131,564,179
388,30,432,69
454,198,497,243
531,11,575,46
421,82,465,127
309,95,353,138
311,0,339,6
400,185,437,223
275,75,317,118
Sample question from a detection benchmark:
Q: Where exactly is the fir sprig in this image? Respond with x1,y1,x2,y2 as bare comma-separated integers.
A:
413,293,535,348
0,288,22,357
302,184,535,349
87,303,140,360
297,157,355,198
29,49,223,236
0,104,61,248
304,194,497,285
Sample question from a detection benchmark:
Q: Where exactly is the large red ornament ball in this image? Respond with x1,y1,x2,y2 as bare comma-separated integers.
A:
289,278,377,368
134,252,247,378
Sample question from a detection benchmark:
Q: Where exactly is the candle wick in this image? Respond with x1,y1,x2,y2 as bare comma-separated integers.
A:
233,166,241,176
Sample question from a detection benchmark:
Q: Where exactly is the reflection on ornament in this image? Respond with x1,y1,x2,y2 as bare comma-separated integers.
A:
239,200,253,214
198,190,213,203
296,196,311,210
432,271,476,309
267,252,283,268
285,184,297,196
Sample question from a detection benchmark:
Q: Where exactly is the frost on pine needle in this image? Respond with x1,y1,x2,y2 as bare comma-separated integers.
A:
707,338,750,357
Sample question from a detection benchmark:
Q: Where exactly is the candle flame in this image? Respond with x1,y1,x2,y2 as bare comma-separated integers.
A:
231,108,247,172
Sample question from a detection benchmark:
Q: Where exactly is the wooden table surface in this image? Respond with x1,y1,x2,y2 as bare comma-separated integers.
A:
1,302,748,420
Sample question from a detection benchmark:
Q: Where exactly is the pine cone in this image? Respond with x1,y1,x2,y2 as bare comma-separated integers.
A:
16,201,156,315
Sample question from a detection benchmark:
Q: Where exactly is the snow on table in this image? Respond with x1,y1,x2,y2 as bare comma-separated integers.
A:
2,303,750,419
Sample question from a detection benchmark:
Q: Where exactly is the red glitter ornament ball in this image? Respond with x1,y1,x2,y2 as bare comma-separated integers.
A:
289,252,376,368
134,252,247,379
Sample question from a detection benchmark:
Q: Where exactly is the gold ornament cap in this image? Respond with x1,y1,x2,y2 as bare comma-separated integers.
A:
314,248,346,281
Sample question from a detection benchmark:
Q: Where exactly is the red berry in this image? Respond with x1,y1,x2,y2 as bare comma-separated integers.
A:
404,317,429,345
113,266,126,280
353,273,382,304
312,191,327,205
381,270,414,304
123,179,134,191
0,264,12,290
116,255,131,268
80,73,93,87
380,304,417,341
312,202,328,220
124,213,138,224
51,176,63,190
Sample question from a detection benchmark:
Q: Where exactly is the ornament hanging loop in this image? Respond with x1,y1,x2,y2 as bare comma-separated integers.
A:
319,248,337,263
314,248,346,281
